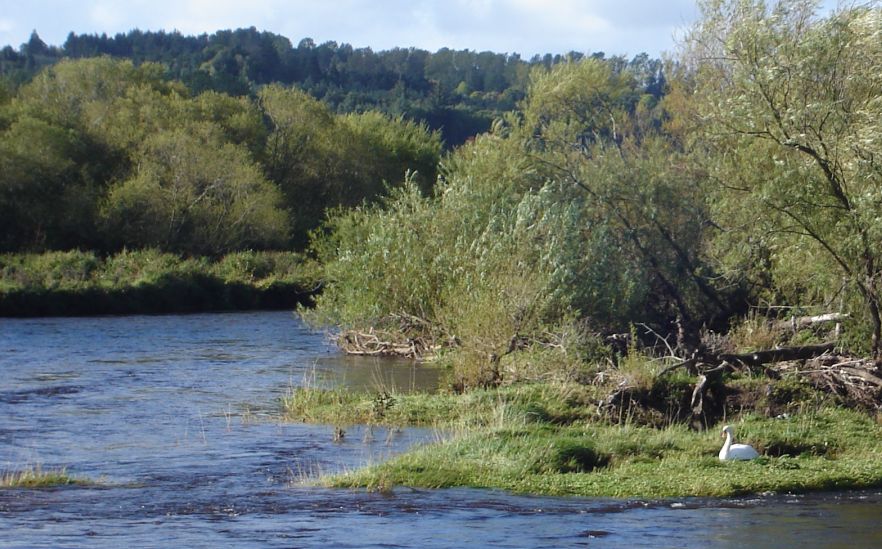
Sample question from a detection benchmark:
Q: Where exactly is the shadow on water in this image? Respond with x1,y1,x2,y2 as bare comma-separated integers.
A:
310,354,444,394
2,311,882,548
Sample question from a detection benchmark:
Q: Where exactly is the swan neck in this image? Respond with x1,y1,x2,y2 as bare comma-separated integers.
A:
721,432,733,454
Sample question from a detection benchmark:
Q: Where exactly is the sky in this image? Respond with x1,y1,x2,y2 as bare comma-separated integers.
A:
0,0,843,60
0,0,707,59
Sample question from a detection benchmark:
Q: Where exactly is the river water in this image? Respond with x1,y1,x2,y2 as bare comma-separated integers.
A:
1,311,881,548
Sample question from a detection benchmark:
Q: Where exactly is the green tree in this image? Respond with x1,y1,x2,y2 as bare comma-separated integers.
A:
260,84,441,246
522,58,730,345
102,123,289,254
686,0,882,355
0,115,92,250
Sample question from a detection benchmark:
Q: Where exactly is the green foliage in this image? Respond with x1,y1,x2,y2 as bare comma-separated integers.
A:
312,55,734,385
102,124,289,255
2,28,665,148
260,85,441,246
340,111,441,193
687,0,882,353
0,56,441,254
0,249,318,315
310,129,610,386
0,115,87,250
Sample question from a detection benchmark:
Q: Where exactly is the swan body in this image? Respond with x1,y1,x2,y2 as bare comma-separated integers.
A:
719,425,759,461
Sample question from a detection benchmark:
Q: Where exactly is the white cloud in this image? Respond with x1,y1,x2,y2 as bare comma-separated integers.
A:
161,0,280,35
0,17,18,48
0,0,722,57
89,2,127,29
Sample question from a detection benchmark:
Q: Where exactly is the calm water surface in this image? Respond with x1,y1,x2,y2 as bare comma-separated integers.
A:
1,311,881,548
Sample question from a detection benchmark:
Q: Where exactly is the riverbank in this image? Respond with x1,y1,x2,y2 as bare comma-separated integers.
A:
283,380,882,498
0,250,320,316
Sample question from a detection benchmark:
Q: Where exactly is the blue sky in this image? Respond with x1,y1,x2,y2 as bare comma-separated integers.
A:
0,0,839,59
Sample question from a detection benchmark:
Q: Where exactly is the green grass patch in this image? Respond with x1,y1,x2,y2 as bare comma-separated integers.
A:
0,465,86,489
282,382,601,427
285,383,882,498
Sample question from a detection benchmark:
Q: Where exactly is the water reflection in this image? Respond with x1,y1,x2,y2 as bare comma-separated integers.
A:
312,354,444,393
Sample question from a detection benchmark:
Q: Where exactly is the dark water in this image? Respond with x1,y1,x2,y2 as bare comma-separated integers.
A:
1,312,881,548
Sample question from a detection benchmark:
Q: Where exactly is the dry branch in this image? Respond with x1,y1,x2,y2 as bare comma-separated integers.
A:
775,313,850,330
717,342,837,367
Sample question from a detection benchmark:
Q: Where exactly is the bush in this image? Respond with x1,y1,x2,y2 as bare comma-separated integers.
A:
0,250,316,316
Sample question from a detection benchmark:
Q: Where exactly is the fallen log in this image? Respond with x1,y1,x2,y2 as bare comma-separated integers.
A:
656,342,837,378
717,342,836,367
775,313,849,331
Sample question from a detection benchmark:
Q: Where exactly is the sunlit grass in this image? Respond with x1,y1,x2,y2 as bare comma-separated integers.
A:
0,249,320,315
285,383,882,498
0,465,84,489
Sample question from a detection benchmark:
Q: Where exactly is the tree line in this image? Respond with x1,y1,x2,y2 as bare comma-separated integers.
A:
0,56,441,253
0,27,665,146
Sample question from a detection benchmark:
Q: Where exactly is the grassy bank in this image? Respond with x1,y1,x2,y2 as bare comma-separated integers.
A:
0,249,320,316
283,381,882,498
0,466,85,489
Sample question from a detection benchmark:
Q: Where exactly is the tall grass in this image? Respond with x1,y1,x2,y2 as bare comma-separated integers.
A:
0,249,320,316
0,465,81,488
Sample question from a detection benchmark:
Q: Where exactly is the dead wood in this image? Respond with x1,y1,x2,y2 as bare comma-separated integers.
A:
717,342,837,367
796,356,882,411
775,313,849,331
334,328,441,359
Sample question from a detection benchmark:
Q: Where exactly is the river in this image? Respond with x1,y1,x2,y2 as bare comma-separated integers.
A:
1,311,881,548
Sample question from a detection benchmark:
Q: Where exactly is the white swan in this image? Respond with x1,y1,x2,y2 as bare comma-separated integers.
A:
719,425,759,461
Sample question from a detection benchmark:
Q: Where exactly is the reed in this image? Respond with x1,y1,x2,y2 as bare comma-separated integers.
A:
0,465,82,488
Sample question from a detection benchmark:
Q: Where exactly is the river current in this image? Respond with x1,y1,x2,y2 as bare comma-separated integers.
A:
1,311,880,548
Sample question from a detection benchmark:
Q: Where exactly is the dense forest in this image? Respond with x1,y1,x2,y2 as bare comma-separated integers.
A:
0,27,665,146
0,26,664,256
0,56,443,253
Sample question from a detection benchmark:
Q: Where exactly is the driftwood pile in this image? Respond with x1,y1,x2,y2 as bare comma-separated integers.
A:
601,312,882,424
796,355,882,411
334,328,440,359
333,313,447,360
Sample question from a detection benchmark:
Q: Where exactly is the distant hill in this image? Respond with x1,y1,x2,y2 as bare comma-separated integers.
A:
0,28,665,146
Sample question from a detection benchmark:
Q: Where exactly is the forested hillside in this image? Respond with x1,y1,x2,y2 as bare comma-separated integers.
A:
0,27,665,146
0,29,664,256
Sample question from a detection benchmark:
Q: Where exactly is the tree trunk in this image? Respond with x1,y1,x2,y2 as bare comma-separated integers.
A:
869,297,881,359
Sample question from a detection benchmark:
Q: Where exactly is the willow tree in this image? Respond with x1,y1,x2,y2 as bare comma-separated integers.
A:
101,123,289,255
521,58,732,348
686,0,882,356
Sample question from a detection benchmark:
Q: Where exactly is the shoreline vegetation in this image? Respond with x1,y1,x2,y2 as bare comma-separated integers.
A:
283,376,882,498
0,250,320,316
